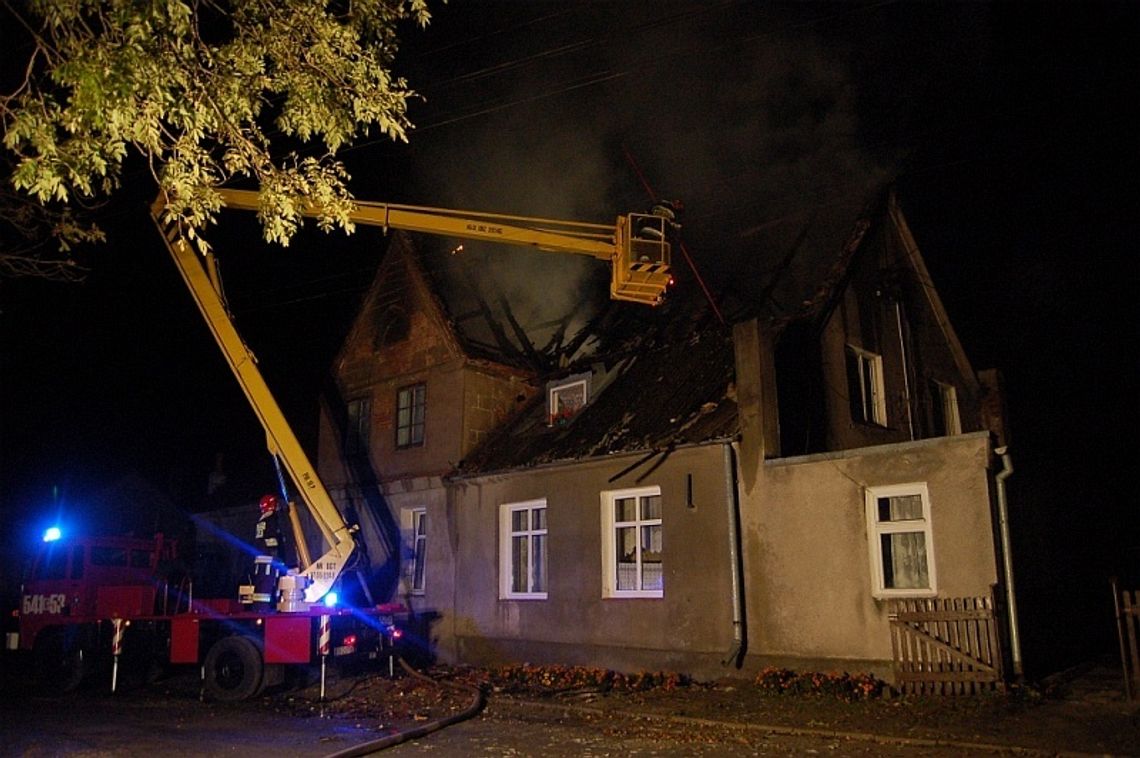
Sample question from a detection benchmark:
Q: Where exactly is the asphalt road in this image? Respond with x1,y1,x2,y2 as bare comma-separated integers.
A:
0,676,1015,758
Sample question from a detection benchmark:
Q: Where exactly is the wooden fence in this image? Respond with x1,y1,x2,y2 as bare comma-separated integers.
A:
1113,582,1139,700
888,593,1005,695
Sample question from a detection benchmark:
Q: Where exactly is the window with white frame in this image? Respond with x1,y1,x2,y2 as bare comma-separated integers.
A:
865,483,937,598
405,507,427,594
846,345,887,426
601,487,663,598
396,383,426,448
499,500,548,599
548,373,589,426
929,379,961,436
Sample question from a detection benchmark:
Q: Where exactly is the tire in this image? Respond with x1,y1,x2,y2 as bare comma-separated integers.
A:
33,628,88,695
203,636,264,702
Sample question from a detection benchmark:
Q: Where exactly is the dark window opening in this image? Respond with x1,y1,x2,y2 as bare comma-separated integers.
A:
40,547,68,580
346,397,372,456
373,307,410,350
71,545,85,579
91,546,129,567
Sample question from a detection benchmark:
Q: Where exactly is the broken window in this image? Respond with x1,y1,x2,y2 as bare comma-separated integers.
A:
865,483,937,598
396,383,426,448
500,499,548,599
601,487,663,598
548,374,589,426
846,345,887,426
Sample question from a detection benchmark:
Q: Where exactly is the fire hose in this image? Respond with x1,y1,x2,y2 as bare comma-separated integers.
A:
322,658,485,757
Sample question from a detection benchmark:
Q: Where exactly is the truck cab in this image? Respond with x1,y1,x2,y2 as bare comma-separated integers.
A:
17,533,176,652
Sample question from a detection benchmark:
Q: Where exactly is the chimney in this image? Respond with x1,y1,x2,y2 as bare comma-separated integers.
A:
732,318,780,491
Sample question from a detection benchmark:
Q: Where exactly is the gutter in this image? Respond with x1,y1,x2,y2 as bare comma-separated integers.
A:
994,445,1022,677
722,442,747,667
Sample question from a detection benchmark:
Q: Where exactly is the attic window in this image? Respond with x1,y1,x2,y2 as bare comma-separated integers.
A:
373,307,410,350
548,373,590,427
929,380,961,436
845,345,887,426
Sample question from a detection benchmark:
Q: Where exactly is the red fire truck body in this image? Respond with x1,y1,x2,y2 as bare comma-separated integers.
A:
17,532,405,700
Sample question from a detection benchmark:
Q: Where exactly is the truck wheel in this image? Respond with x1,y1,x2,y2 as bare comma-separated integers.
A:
203,636,264,701
33,629,87,695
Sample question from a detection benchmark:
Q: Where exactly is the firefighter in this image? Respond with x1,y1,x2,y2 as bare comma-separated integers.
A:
637,199,683,241
250,494,288,610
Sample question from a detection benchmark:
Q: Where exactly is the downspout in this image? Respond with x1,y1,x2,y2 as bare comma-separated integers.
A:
722,442,747,667
994,445,1022,677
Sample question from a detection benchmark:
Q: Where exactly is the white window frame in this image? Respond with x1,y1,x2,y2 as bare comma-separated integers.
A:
864,483,937,599
547,373,590,426
499,499,548,600
847,345,887,426
404,507,427,595
600,486,663,599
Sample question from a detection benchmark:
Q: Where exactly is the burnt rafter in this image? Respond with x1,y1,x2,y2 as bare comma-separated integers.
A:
453,251,530,367
496,295,551,372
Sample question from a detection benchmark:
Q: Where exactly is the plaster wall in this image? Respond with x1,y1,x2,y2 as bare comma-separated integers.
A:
430,445,740,676
741,431,998,665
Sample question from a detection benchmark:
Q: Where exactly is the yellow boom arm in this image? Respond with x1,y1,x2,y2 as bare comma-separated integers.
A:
215,189,673,307
151,203,355,605
150,188,672,607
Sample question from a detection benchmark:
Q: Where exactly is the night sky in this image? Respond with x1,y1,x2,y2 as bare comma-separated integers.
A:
1,2,1137,662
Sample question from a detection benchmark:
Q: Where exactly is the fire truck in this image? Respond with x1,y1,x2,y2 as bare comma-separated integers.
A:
11,188,673,700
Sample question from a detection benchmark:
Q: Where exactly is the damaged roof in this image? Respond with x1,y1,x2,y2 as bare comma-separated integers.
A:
451,187,889,475
456,304,738,474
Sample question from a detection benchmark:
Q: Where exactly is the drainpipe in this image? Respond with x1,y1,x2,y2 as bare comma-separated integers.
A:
994,445,1022,677
721,443,747,667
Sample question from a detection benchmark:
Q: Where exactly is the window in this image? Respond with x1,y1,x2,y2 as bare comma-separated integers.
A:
499,500,548,599
345,397,371,455
865,483,937,598
71,545,85,579
548,373,589,426
601,487,663,598
38,545,68,580
929,380,961,436
373,306,410,349
91,546,129,567
846,345,887,426
396,384,426,448
408,508,426,594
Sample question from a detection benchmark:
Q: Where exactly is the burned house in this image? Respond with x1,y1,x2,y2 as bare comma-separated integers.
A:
316,189,1014,679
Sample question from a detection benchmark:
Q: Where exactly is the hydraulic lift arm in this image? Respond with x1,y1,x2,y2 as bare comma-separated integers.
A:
213,188,673,306
150,189,672,608
151,203,355,605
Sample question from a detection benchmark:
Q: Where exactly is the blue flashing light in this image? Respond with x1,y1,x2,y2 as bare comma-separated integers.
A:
323,592,338,608
43,526,62,543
